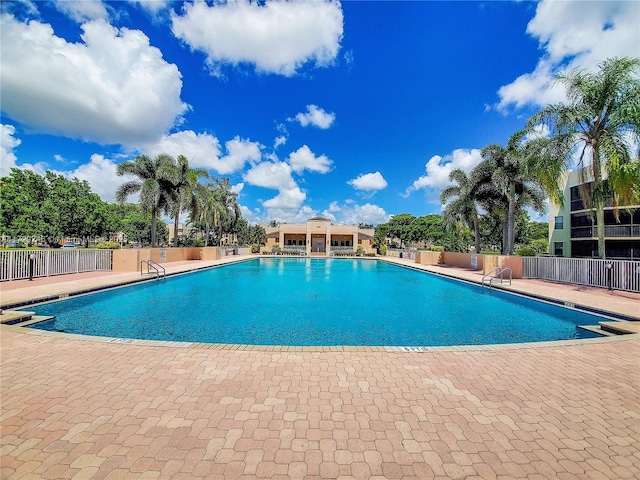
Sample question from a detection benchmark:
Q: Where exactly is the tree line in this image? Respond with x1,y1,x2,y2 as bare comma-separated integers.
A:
0,159,264,248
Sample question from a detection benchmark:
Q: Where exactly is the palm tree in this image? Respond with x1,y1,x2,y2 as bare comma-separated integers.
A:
168,155,209,247
440,168,482,253
481,131,535,255
526,56,640,258
195,178,241,246
212,177,241,245
115,154,176,247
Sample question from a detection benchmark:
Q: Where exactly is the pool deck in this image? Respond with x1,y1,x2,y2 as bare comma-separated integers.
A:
1,255,639,479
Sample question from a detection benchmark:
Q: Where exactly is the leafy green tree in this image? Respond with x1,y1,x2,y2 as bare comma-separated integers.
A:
409,215,449,248
45,172,108,246
0,169,109,245
0,169,56,242
528,221,549,242
373,223,388,253
116,154,177,247
527,56,640,258
386,213,415,248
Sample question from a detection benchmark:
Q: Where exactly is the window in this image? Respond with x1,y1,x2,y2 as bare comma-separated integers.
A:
553,242,563,256
554,216,563,229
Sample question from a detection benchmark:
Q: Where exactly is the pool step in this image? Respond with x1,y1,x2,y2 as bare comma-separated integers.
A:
578,325,617,337
598,320,640,336
0,310,36,325
18,315,55,327
0,311,53,326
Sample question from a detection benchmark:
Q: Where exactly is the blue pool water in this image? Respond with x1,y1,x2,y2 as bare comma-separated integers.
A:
31,258,601,346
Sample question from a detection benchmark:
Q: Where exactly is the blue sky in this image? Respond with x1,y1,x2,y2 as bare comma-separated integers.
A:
1,1,639,226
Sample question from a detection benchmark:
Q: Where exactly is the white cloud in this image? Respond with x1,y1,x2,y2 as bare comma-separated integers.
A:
0,124,51,177
52,0,109,22
129,0,171,16
274,135,287,149
221,136,263,172
243,160,306,211
243,160,295,190
231,182,244,195
323,202,390,226
144,130,221,169
144,131,262,174
347,171,388,192
262,187,306,210
0,15,187,147
497,0,640,111
327,201,341,213
404,148,483,201
70,154,134,203
293,104,336,129
171,0,343,77
287,145,332,174
0,124,21,177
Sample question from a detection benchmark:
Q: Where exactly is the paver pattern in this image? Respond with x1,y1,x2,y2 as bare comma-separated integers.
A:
2,328,639,479
1,257,639,479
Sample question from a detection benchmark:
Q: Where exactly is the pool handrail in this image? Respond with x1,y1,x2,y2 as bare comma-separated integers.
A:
140,259,166,279
482,266,512,289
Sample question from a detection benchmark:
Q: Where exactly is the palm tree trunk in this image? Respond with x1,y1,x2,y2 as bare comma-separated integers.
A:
596,204,606,259
502,218,509,255
150,209,157,247
174,214,179,248
507,185,516,255
473,212,480,253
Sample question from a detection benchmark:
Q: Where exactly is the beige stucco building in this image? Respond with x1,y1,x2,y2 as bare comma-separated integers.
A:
261,217,376,256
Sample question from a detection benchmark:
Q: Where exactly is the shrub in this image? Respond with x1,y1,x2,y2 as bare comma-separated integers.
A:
250,243,260,254
515,246,537,257
356,246,364,256
530,239,549,254
431,245,444,252
96,241,121,250
378,244,387,256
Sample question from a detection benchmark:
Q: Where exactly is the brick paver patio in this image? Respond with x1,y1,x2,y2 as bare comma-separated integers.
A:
1,257,639,479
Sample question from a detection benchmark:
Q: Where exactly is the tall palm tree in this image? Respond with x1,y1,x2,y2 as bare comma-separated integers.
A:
526,56,640,258
194,178,241,246
481,131,535,255
212,177,241,245
440,168,482,253
115,154,176,247
168,155,209,247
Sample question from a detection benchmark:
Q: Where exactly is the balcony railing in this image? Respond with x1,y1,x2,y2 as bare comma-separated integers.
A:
571,225,640,239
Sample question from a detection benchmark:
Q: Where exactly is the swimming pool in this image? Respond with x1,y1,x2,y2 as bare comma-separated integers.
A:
30,258,602,346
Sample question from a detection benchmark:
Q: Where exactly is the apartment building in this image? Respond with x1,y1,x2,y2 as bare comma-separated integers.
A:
549,168,640,259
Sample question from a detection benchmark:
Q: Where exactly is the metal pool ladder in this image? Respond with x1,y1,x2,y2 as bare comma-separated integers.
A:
140,259,166,279
482,266,512,289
